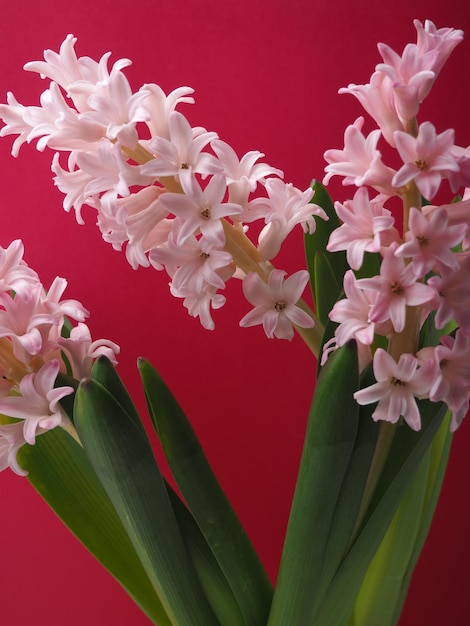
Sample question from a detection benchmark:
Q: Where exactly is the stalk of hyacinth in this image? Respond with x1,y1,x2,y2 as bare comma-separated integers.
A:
322,18,470,435
0,239,119,476
0,36,326,355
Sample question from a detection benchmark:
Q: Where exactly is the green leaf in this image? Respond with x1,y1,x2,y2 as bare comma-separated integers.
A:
167,487,246,626
90,357,245,625
348,412,452,626
313,250,344,327
353,252,381,280
304,181,348,326
349,448,431,626
17,428,171,626
138,357,273,626
312,399,448,626
268,341,360,626
74,378,219,626
311,395,379,616
90,356,145,434
307,180,341,251
388,412,453,625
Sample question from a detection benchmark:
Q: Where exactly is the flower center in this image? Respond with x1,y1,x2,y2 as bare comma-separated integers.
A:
200,252,210,259
390,281,404,295
180,162,189,169
417,235,428,247
200,207,211,220
391,377,407,387
274,301,287,311
414,159,429,171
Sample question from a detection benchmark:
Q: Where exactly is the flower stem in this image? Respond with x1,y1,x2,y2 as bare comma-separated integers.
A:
221,221,324,357
348,421,396,547
123,141,324,357
121,143,155,164
353,124,423,540
0,338,30,383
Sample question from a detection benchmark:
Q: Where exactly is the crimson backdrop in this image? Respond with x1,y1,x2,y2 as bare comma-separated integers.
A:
1,1,469,625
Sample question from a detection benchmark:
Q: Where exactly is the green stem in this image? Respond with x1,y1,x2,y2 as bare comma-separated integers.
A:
126,141,324,358
222,221,324,358
351,118,423,544
348,422,396,548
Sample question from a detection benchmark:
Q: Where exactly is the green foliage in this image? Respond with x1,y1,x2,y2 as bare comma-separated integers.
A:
138,357,273,626
74,376,219,626
305,181,348,326
268,341,360,625
312,400,448,626
18,427,171,626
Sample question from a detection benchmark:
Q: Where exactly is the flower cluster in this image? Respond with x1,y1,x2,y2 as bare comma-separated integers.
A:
0,36,324,337
0,239,119,475
323,19,470,431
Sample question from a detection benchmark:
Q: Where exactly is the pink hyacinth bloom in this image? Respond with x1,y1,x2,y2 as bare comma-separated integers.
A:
329,270,392,347
354,349,435,430
254,179,324,261
392,121,459,199
150,232,233,293
0,92,36,157
323,117,396,195
24,34,132,99
170,282,227,331
327,187,398,270
423,195,470,250
211,139,283,209
78,76,150,149
0,239,39,294
414,19,464,77
376,42,437,121
0,360,73,446
58,322,120,379
158,173,242,246
42,276,89,324
240,269,314,340
446,144,470,194
140,83,195,141
356,243,435,333
427,254,470,332
339,72,405,148
114,186,169,269
0,421,29,476
395,207,466,277
142,111,221,181
22,82,104,152
418,330,470,431
0,285,59,362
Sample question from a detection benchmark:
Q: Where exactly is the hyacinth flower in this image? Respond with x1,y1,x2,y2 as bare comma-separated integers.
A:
0,20,469,626
0,239,119,476
0,33,326,354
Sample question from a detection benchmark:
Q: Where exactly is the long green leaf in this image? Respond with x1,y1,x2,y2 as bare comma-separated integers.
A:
389,412,453,624
90,356,245,626
168,486,246,626
268,341,360,626
349,412,452,626
74,378,219,626
305,181,348,326
17,428,171,626
349,448,431,626
313,250,344,327
138,357,273,626
310,396,379,617
90,356,144,431
312,399,447,626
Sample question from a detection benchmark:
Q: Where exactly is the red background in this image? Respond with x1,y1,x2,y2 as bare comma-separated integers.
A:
1,1,469,624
